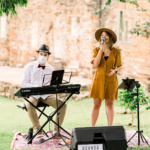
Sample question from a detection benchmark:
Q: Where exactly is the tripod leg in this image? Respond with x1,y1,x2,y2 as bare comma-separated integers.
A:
140,133,150,146
42,133,63,143
43,130,49,138
61,134,70,140
127,131,138,143
59,134,70,148
139,132,145,143
41,134,59,143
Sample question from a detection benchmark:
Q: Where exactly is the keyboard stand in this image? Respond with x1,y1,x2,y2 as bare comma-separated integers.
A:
25,91,74,146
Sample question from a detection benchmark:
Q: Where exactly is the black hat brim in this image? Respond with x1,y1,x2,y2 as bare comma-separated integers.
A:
36,50,51,55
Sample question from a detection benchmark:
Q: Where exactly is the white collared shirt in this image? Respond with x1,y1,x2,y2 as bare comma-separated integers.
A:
21,61,54,100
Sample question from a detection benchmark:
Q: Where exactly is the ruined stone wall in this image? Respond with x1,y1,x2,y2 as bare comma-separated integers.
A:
6,0,102,78
1,0,150,93
0,39,9,66
51,1,98,77
7,0,57,66
99,0,150,94
0,17,9,66
6,0,100,73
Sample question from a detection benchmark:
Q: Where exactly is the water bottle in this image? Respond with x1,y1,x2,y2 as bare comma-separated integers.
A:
28,127,33,144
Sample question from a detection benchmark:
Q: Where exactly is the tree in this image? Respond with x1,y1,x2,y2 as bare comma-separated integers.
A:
0,0,28,18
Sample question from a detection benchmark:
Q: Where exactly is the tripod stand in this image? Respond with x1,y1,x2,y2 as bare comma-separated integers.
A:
118,78,150,146
127,80,149,146
43,80,70,146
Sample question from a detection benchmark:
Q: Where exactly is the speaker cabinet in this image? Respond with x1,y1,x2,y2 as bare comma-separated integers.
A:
70,126,128,150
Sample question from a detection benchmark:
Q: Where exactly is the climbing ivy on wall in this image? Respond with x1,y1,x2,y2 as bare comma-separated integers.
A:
104,0,150,38
0,0,28,18
130,21,150,38
106,0,139,6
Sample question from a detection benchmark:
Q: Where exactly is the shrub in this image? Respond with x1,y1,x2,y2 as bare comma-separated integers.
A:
118,85,150,126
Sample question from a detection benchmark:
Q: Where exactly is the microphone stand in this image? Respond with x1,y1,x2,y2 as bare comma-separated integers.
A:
102,45,109,126
49,79,70,147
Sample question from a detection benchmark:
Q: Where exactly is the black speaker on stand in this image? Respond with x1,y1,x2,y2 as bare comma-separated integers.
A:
70,126,128,150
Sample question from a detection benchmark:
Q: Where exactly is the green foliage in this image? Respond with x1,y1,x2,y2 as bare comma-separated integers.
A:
118,0,139,7
119,0,126,2
118,85,150,112
95,7,106,15
105,0,129,5
106,0,139,6
130,21,150,38
105,0,111,5
137,8,147,12
0,0,28,18
127,0,139,7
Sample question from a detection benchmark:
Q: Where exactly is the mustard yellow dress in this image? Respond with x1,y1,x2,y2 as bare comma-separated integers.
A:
89,47,122,100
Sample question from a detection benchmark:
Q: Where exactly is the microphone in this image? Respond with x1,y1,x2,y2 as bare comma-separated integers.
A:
101,37,105,54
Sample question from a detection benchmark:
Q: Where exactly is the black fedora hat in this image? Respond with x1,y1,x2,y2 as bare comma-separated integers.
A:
36,44,51,55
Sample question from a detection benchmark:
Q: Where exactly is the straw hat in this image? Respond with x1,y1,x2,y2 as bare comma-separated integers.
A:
95,28,117,43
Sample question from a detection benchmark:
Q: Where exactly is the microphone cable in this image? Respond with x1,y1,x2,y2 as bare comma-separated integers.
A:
102,48,109,126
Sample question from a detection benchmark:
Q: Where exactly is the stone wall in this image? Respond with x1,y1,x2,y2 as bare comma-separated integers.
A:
5,0,103,77
0,0,150,94
0,16,9,66
0,81,22,100
7,0,57,66
5,0,100,72
0,80,90,101
0,39,9,66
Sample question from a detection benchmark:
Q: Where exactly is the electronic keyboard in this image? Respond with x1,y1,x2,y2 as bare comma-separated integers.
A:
14,84,81,98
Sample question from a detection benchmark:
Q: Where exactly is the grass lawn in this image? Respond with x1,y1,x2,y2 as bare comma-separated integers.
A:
0,95,150,150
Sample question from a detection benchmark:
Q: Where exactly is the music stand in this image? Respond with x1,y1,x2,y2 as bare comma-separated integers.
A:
44,70,70,146
50,70,69,144
118,77,150,146
42,70,72,86
117,78,136,92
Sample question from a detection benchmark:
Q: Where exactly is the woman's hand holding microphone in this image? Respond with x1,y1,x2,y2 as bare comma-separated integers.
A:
100,42,106,52
93,38,106,67
100,37,106,52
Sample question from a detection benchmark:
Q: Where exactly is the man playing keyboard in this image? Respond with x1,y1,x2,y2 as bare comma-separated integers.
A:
21,44,67,139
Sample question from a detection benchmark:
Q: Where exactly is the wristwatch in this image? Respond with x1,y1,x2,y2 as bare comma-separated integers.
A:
115,68,117,74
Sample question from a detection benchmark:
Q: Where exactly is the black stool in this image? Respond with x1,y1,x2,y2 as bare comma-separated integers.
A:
17,102,50,139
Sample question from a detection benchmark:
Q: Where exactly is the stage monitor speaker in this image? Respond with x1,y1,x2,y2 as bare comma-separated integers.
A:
70,126,128,150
